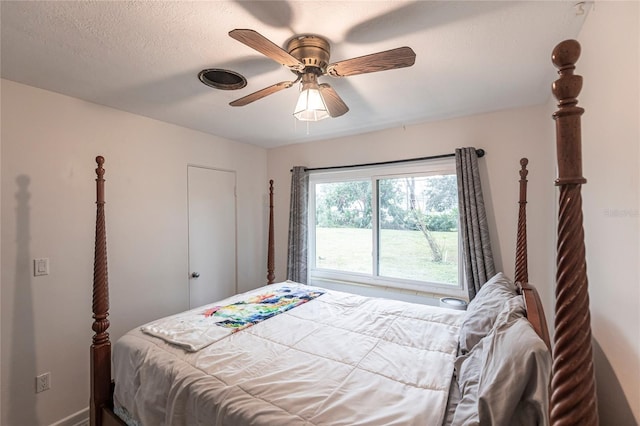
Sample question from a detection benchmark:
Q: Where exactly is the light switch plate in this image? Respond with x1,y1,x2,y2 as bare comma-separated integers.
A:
34,258,49,276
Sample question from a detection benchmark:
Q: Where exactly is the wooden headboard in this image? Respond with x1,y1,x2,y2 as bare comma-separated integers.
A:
514,158,551,351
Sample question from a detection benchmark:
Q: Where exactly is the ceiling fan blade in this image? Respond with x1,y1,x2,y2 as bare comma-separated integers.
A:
229,81,295,107
319,84,349,118
229,29,304,71
327,46,416,77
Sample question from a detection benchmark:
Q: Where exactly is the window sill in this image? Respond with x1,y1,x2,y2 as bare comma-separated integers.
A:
309,277,468,306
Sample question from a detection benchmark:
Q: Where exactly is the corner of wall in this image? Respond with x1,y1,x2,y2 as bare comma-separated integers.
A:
0,79,4,425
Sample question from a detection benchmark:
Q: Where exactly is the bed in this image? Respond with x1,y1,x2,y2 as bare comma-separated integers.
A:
89,39,598,426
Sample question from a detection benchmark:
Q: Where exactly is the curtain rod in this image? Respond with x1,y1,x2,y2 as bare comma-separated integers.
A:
292,148,485,173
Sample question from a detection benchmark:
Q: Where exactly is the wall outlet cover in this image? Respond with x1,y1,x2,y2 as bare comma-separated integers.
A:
34,258,50,276
36,372,51,393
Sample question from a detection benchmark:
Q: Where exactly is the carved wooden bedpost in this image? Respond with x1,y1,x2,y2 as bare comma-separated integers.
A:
515,158,529,284
91,156,112,426
515,158,551,350
550,39,598,426
267,179,275,284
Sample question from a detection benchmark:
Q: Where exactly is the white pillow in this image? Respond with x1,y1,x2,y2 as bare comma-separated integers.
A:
452,297,551,426
458,272,518,354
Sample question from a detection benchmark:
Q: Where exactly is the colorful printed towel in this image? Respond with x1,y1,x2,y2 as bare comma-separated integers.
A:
202,286,325,331
141,284,324,351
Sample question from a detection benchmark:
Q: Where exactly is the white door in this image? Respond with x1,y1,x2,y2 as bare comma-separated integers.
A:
188,166,237,308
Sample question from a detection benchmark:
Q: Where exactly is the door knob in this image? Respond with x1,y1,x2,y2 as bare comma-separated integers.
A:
191,272,200,278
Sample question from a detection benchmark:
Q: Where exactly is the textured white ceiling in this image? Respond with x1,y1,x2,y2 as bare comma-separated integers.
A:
1,1,590,148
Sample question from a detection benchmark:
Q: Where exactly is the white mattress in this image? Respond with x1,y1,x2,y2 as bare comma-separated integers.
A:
113,282,464,426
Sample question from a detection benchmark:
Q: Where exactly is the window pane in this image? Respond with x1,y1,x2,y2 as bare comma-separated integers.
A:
378,175,458,285
315,181,372,274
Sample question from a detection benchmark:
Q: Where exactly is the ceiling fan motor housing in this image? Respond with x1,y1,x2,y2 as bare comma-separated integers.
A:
287,35,330,74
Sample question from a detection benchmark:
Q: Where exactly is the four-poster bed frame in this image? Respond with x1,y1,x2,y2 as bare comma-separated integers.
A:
89,39,598,426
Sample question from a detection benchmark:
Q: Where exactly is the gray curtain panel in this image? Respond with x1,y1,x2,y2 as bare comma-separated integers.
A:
456,148,496,300
287,166,309,284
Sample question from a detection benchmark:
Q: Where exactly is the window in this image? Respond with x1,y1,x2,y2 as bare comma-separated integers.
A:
308,159,465,297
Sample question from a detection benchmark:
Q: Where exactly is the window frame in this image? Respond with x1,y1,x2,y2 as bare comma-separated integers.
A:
308,158,466,298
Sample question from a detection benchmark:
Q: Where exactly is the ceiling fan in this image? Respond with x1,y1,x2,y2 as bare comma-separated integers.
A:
228,29,416,121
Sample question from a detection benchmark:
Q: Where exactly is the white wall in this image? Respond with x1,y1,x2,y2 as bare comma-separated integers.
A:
268,103,557,316
577,2,639,423
0,76,3,426
0,79,268,425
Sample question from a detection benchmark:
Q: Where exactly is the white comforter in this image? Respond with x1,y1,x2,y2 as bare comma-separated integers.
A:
113,282,464,426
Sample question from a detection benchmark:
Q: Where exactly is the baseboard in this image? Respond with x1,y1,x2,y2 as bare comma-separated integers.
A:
50,407,89,426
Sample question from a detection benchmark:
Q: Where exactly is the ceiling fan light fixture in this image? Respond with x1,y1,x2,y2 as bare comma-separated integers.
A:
293,73,329,122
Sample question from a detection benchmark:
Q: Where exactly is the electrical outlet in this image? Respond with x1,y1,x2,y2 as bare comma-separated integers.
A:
35,372,51,393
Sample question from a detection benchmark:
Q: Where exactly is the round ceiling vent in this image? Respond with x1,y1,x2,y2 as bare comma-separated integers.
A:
198,68,247,90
